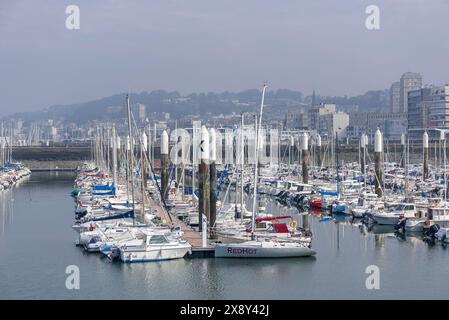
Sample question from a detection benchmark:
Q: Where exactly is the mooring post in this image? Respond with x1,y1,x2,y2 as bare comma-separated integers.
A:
202,214,207,247
423,131,429,181
209,128,217,237
199,126,210,232
360,134,366,175
374,128,383,198
401,133,406,169
160,130,169,200
316,134,322,168
301,132,309,184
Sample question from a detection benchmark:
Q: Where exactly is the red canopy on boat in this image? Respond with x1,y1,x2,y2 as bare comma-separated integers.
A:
272,223,290,233
255,215,292,223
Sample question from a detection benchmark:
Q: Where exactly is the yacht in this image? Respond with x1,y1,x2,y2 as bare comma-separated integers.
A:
405,206,449,232
372,203,417,225
118,232,191,262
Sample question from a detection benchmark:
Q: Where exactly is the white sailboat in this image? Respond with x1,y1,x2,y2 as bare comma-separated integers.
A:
215,239,314,258
215,84,316,258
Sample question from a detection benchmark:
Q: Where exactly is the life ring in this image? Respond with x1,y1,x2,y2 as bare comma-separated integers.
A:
290,220,298,229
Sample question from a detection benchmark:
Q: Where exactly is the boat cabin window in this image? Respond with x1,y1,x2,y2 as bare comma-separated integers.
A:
148,235,169,244
256,222,268,229
391,204,414,211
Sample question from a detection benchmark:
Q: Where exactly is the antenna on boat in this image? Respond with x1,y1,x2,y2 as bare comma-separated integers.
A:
251,83,267,240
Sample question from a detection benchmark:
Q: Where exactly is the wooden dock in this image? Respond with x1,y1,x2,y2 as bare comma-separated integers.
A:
121,171,216,258
145,196,215,258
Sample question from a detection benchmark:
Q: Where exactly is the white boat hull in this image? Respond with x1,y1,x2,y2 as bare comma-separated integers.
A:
372,215,399,225
214,241,316,258
435,228,449,243
119,244,191,262
351,208,366,218
405,220,424,232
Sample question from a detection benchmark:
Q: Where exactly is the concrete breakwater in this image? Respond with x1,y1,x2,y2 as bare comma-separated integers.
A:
11,147,91,171
20,161,79,171
11,147,91,161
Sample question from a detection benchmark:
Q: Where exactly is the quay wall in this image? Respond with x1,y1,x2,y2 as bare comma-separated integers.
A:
11,147,90,170
21,161,80,171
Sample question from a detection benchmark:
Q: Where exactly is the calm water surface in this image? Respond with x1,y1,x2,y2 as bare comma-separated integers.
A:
0,172,448,299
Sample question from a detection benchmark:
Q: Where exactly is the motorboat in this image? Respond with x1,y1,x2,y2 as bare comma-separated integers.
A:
434,227,449,243
118,233,191,262
350,192,382,218
372,203,417,225
405,206,449,232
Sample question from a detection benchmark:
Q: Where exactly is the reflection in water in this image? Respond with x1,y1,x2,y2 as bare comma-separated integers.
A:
2,173,449,299
0,175,33,237
0,188,15,237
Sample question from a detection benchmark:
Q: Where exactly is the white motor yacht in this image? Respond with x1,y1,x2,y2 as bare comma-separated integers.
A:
118,233,191,262
372,203,417,225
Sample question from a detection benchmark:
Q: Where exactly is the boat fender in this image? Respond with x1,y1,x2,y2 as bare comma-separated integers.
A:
290,220,298,229
394,218,406,232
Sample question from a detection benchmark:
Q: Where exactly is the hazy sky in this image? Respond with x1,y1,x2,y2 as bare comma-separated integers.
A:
1,0,449,114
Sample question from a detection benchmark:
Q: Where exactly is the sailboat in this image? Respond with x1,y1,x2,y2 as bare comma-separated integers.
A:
215,84,316,258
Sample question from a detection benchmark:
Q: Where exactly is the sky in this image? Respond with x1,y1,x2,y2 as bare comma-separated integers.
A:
1,0,449,114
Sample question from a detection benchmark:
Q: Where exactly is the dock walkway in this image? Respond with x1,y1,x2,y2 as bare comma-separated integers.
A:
143,193,215,258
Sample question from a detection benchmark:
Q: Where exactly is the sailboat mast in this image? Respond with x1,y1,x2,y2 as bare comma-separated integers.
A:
126,94,136,224
444,135,447,214
140,131,146,223
251,84,267,240
240,113,244,220
111,125,118,188
335,131,339,194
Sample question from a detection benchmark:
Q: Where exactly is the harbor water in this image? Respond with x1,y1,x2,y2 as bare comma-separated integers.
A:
1,172,448,299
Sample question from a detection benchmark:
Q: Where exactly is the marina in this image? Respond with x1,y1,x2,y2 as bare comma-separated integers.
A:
1,87,449,300
68,90,449,264
2,171,449,299
2,91,449,299
0,163,31,191
2,1,449,303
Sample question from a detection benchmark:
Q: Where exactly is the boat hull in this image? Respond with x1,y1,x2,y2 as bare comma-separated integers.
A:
214,242,316,258
351,208,366,218
405,220,424,232
119,245,191,262
372,215,399,225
